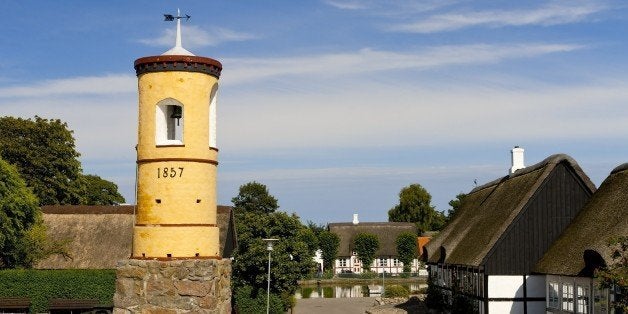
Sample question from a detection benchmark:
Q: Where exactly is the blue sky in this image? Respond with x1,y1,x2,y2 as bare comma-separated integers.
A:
2,0,628,224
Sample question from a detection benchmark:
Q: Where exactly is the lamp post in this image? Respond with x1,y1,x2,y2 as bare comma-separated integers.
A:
262,238,278,314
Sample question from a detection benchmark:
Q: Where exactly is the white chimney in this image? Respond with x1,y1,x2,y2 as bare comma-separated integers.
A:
352,213,359,225
510,146,525,174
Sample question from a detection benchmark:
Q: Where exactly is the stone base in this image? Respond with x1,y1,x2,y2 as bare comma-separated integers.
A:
113,259,231,313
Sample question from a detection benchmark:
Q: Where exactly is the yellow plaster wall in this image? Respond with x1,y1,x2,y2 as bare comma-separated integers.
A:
137,71,218,160
134,69,220,258
133,226,220,258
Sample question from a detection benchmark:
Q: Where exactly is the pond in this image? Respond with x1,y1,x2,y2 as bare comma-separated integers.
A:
294,283,427,299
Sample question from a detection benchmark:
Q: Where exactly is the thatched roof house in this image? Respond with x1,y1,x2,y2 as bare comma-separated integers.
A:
424,153,596,314
534,163,628,277
424,154,595,274
36,205,237,269
329,221,417,257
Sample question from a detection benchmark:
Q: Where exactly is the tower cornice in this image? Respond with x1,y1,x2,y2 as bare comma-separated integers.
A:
134,55,222,78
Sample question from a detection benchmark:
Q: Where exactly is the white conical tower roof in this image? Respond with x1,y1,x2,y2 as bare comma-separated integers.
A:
163,9,194,56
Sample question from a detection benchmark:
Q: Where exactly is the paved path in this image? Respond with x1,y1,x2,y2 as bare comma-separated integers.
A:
293,297,377,314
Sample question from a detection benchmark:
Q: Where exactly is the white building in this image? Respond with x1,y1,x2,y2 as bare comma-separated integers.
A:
329,215,420,274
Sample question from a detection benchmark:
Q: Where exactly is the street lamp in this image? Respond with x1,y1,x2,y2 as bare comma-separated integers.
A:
262,238,279,314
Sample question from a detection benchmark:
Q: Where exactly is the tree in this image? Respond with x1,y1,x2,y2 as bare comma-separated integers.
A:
388,183,444,233
446,193,467,222
318,230,340,271
0,116,85,205
0,157,68,268
231,182,316,311
231,181,278,214
396,232,417,273
354,233,379,272
83,174,125,205
0,116,124,206
597,236,627,312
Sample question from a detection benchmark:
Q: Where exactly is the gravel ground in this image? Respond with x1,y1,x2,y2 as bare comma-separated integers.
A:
293,296,428,314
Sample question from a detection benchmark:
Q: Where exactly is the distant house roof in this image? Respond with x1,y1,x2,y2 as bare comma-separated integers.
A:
534,163,628,276
329,222,417,257
424,154,596,270
36,205,237,269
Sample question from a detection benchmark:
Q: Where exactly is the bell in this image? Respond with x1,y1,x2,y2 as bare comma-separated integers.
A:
170,106,182,125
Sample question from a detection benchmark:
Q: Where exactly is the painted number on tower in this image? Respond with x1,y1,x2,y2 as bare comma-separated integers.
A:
157,167,184,178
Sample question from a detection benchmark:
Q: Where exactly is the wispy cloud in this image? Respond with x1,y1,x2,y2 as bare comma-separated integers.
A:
222,43,582,84
323,0,458,14
0,74,135,98
389,1,607,33
323,0,366,10
139,25,257,48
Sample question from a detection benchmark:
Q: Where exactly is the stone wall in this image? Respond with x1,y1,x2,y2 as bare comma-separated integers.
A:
114,259,231,313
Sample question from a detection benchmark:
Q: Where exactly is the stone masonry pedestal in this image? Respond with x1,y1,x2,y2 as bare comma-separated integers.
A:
113,259,231,314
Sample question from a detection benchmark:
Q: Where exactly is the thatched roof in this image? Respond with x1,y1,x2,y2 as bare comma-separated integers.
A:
534,163,628,276
36,205,237,269
424,154,595,267
329,222,417,257
36,205,135,269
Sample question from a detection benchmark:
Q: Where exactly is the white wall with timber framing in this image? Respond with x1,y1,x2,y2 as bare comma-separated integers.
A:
334,255,420,274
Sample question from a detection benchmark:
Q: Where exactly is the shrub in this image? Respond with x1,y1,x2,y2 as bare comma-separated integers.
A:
0,269,116,313
234,285,284,314
383,285,410,298
425,276,448,311
452,294,478,314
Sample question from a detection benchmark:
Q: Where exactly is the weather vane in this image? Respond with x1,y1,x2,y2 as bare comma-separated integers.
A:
163,9,190,22
161,9,194,55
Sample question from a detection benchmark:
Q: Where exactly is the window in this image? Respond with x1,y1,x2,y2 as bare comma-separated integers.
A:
577,285,589,313
379,258,388,267
156,98,184,145
209,84,218,148
393,259,400,267
548,282,560,309
562,283,574,311
338,259,347,267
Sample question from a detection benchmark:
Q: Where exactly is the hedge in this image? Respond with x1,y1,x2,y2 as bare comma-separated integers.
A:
0,269,116,313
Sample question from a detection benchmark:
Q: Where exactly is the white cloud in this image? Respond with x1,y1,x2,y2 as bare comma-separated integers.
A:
0,74,135,98
219,79,628,153
389,1,606,33
323,0,367,10
221,43,582,84
139,25,257,48
323,0,459,14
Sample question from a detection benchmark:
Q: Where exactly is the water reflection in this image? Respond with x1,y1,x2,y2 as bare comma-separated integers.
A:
295,284,426,299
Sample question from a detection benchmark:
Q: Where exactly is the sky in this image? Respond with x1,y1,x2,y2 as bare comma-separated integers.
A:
1,0,628,225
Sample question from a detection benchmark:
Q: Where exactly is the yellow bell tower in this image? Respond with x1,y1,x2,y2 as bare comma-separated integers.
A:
132,12,222,259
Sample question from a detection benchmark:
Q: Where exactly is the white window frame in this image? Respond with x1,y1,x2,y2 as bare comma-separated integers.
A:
208,84,218,148
576,285,589,314
562,283,574,311
338,258,347,267
548,282,560,309
379,258,388,267
156,98,184,145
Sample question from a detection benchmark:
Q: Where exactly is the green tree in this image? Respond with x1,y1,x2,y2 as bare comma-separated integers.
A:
354,233,379,272
597,236,627,312
446,193,467,222
396,232,417,273
0,158,42,268
82,174,125,205
231,181,278,214
318,230,340,271
0,116,84,205
231,182,316,311
388,183,444,233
